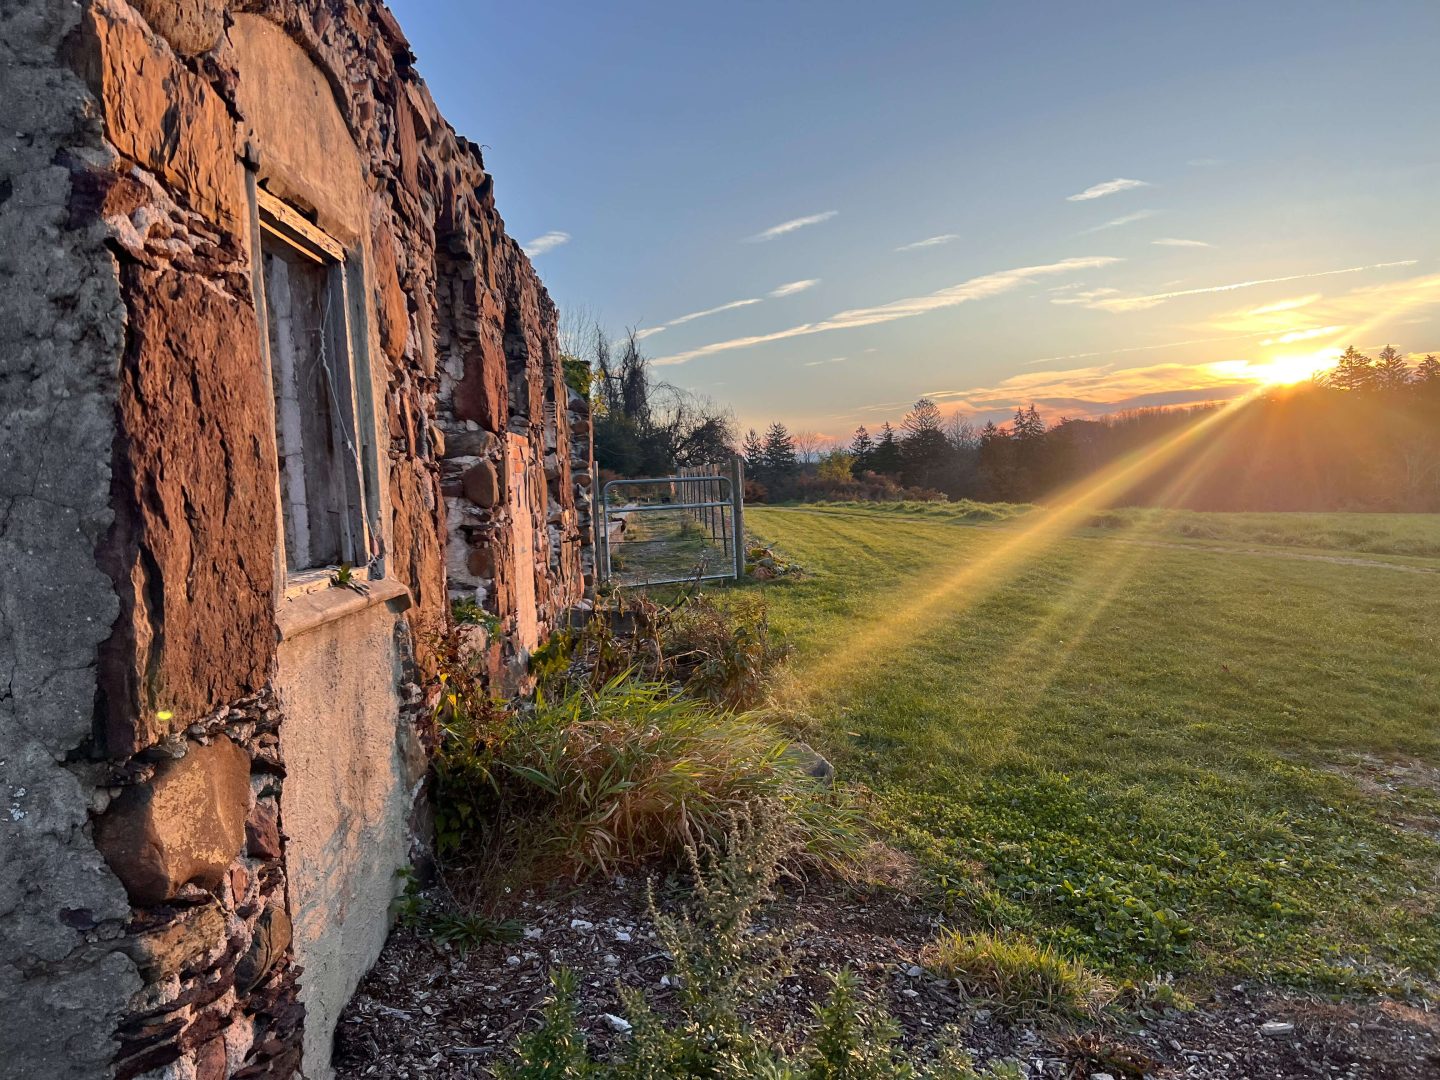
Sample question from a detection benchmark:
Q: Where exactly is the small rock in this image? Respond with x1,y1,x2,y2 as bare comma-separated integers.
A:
570,919,595,932
524,927,543,940
900,988,919,999
1091,1073,1116,1080
903,964,923,978
603,954,620,966
505,955,521,967
615,930,632,943
603,1014,632,1034
1261,1020,1295,1037
782,742,836,785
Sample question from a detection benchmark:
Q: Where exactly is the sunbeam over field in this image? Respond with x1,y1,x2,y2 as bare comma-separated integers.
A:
735,502,1440,991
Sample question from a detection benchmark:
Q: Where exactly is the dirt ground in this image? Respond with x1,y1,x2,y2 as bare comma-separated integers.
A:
334,875,1439,1079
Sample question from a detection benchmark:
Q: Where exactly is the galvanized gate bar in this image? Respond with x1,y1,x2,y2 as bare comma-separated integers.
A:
598,455,746,588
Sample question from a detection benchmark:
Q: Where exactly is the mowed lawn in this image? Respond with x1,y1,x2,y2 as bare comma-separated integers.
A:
738,503,1440,994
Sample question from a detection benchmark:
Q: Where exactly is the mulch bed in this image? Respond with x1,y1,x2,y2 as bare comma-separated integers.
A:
334,874,1439,1079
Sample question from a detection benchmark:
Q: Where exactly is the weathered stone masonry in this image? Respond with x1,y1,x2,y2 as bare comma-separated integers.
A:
0,2,592,1077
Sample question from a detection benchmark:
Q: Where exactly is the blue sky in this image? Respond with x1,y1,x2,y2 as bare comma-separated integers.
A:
389,0,1440,439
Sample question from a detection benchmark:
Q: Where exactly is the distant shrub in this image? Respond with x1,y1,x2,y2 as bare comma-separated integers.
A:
922,930,1114,1021
784,470,947,504
821,499,1032,524
562,354,594,398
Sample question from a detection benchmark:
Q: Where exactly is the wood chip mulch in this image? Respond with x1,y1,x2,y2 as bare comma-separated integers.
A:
334,874,1439,1079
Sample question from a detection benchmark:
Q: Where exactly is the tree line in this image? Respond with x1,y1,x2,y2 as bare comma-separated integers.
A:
569,320,1440,511
744,347,1440,511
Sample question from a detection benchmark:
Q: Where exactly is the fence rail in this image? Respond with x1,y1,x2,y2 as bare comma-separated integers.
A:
596,455,745,588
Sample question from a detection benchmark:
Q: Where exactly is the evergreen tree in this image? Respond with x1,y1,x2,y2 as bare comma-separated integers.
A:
741,428,766,480
900,398,952,486
1416,354,1440,386
849,426,875,474
869,422,903,475
1011,403,1046,441
1374,345,1412,390
977,420,1015,500
761,422,798,479
1329,346,1376,392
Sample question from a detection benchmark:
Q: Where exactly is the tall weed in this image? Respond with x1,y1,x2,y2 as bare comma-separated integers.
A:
498,813,1020,1080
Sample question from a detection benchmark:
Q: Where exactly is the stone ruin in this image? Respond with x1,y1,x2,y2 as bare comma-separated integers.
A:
1,1,595,1076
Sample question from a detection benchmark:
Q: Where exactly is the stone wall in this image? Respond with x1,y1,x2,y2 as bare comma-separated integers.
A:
0,1,592,1077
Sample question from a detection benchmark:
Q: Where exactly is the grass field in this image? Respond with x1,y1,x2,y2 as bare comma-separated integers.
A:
732,502,1440,995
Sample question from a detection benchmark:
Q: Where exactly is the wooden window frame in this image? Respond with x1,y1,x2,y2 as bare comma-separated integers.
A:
249,183,384,599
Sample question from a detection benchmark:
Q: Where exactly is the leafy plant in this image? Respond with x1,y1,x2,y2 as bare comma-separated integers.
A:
663,594,792,709
561,354,595,399
1053,1030,1156,1080
392,867,523,952
921,929,1114,1021
452,595,501,633
330,562,367,591
495,969,595,1080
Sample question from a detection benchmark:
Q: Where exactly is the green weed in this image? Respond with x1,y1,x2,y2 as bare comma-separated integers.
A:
922,929,1113,1021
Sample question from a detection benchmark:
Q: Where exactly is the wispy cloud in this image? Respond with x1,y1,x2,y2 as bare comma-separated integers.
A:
652,256,1120,366
1066,177,1150,202
1243,295,1322,317
896,233,961,252
668,298,763,326
1051,287,1123,307
1081,209,1158,234
1152,237,1211,248
1205,273,1440,341
1259,325,1346,346
637,281,818,341
804,357,847,367
924,359,1261,414
746,210,838,242
1072,260,1418,313
770,279,820,298
1022,332,1273,367
522,230,570,256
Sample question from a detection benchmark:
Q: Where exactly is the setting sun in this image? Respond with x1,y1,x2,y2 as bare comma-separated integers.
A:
1206,348,1334,387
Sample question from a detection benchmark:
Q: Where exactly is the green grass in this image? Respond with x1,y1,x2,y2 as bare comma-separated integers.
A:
729,503,1440,994
922,929,1114,1020
1084,506,1440,559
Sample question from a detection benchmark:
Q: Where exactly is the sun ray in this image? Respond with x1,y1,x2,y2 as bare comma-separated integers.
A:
797,399,1256,696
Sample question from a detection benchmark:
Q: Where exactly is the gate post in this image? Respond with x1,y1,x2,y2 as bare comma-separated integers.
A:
730,453,745,580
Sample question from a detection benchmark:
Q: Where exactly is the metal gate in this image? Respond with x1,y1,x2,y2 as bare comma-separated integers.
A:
596,455,746,588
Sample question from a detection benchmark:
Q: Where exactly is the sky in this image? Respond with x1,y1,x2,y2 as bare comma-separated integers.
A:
389,0,1440,441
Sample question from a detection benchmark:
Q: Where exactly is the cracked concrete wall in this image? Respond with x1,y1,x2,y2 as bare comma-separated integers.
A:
0,2,143,1077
